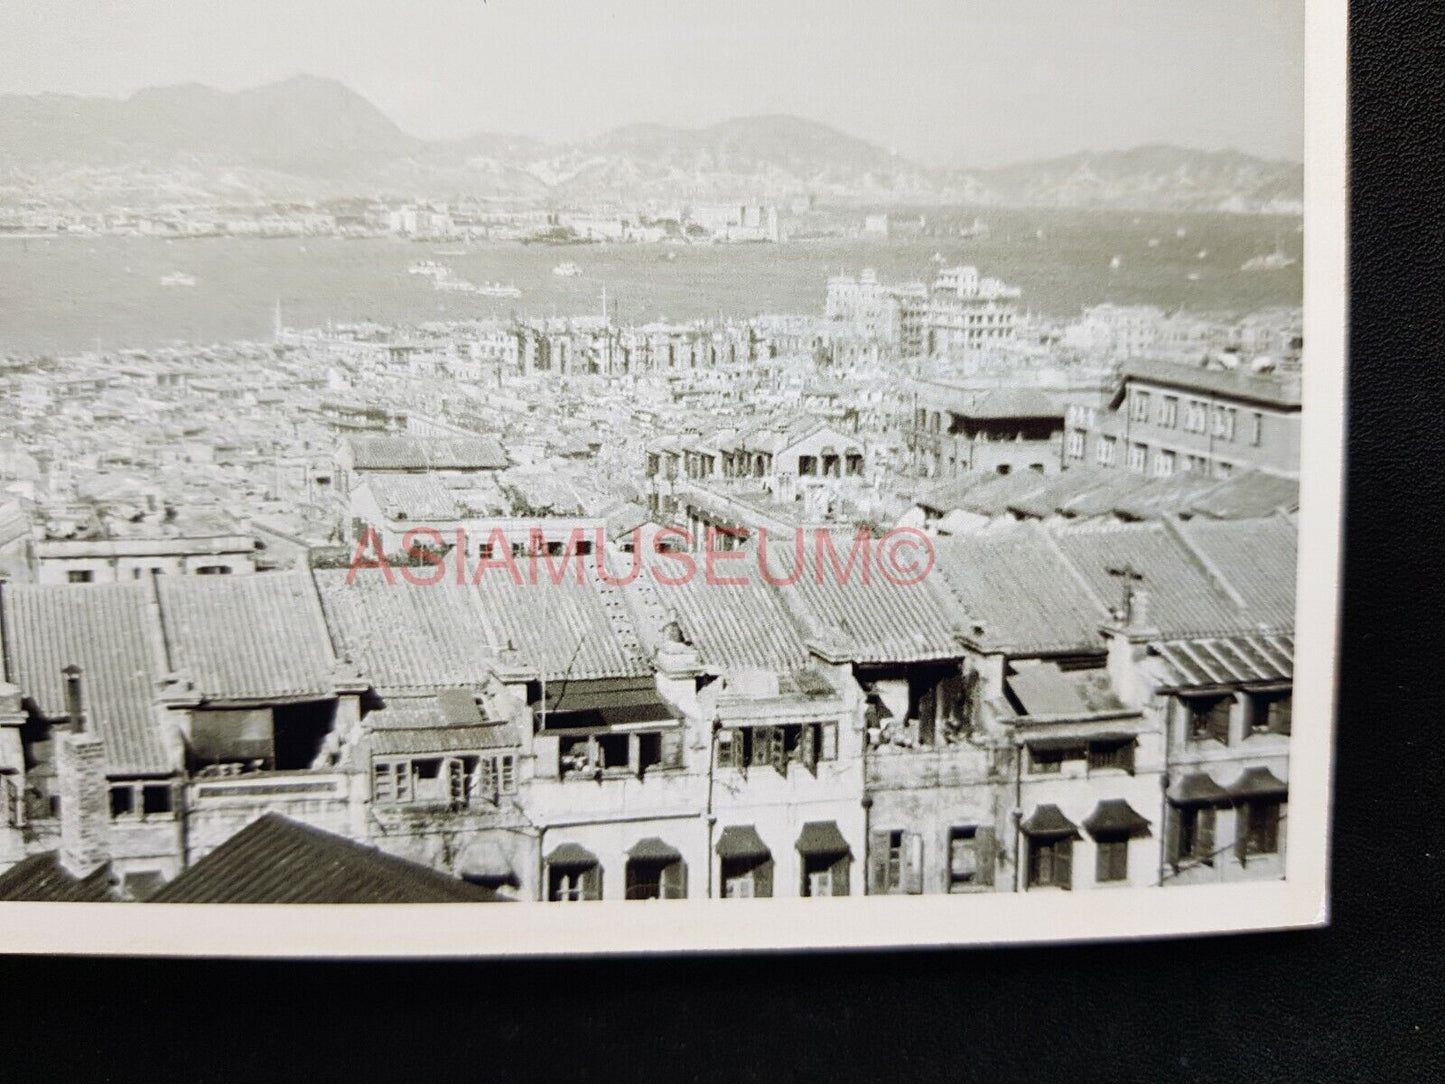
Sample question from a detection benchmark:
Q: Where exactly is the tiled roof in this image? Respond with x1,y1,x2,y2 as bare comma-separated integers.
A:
157,572,336,701
1,582,172,775
644,562,814,673
1188,471,1300,519
314,572,497,692
360,474,461,521
1148,633,1294,690
472,564,654,681
1049,519,1259,638
1118,359,1302,410
933,524,1110,654
763,530,963,663
0,853,120,902
349,436,509,471
148,813,499,903
1174,515,1297,629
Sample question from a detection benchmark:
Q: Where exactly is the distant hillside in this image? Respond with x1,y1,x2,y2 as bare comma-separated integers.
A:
0,77,1302,213
967,145,1304,214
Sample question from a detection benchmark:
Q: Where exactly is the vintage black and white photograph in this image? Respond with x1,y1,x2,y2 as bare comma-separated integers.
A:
0,1,1343,953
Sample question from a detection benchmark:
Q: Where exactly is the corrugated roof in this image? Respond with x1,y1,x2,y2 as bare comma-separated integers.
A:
157,572,336,701
1,582,172,775
149,813,499,903
1149,633,1294,690
1188,472,1299,519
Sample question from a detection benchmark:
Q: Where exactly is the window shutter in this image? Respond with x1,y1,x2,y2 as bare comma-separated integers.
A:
801,724,818,775
975,827,996,887
768,727,787,778
1207,698,1232,745
868,831,891,894
446,758,466,806
717,729,735,770
372,761,392,803
830,855,851,896
1198,807,1216,864
1235,803,1250,864
630,733,643,778
753,859,773,898
581,863,602,901
1055,839,1073,890
662,859,687,900
396,761,413,803
903,832,925,894
534,734,560,779
1166,805,1182,866
821,721,838,761
1272,696,1293,735
477,757,495,800
918,683,937,746
660,727,684,769
750,726,771,768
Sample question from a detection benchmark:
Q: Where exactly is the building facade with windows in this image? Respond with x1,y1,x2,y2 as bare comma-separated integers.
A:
1065,360,1302,481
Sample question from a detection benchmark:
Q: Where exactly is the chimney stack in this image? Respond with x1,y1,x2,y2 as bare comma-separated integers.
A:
1126,588,1151,632
56,668,108,878
63,663,86,733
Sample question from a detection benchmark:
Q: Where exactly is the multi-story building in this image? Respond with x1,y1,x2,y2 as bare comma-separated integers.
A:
901,379,1073,478
0,515,1295,901
825,269,929,354
1064,359,1302,480
926,266,1021,356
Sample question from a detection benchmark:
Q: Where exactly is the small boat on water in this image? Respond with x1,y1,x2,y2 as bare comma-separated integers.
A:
408,260,449,277
433,247,468,257
552,261,583,277
1187,271,1202,282
1241,244,1297,271
1109,255,1122,271
1197,249,1209,260
1147,238,1160,248
160,271,197,288
1176,227,1188,238
476,282,522,299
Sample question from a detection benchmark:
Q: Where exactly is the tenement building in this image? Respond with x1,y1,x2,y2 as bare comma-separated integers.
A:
1065,360,1302,480
0,514,1294,900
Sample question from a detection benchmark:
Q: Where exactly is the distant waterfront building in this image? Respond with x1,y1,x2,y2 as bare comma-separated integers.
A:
825,269,928,353
926,266,1022,356
1062,304,1166,359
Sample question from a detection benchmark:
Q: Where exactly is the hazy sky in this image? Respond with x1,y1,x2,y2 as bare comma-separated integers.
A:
0,0,1303,167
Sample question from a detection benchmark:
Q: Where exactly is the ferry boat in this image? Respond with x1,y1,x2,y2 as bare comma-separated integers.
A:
407,260,449,277
160,271,197,288
1241,244,1297,271
552,261,583,277
476,282,522,298
1109,255,1122,271
433,247,468,257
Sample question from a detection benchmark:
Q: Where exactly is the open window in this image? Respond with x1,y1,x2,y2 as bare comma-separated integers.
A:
1183,694,1233,745
625,838,686,900
716,825,772,898
797,821,851,897
947,826,996,891
546,843,602,902
1021,805,1080,890
868,829,923,895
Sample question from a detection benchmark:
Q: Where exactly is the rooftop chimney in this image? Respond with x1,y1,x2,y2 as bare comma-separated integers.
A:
56,668,108,878
62,663,86,733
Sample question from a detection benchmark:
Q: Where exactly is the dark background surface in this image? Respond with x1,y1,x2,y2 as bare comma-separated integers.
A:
2,4,1442,1080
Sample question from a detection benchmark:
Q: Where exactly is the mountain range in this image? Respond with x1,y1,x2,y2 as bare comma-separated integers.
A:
0,75,1303,213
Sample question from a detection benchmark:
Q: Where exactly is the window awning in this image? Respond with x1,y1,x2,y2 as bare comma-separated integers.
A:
1083,799,1152,838
1020,731,1136,750
545,842,599,870
795,821,851,857
1168,772,1230,806
1228,766,1288,800
1020,805,1081,840
715,825,771,860
627,837,682,863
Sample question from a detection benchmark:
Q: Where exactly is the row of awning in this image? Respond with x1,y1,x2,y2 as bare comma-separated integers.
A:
1021,801,1153,841
1169,766,1289,806
545,821,852,869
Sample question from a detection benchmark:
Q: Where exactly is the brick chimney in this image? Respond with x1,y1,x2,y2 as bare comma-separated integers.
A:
56,667,109,878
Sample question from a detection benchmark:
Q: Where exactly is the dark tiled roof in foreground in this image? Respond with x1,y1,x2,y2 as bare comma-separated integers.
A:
1,582,172,775
149,813,500,903
0,853,120,902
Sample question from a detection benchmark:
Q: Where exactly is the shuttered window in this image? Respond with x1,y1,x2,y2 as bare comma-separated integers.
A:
1168,804,1217,868
721,856,772,898
1027,838,1073,889
1095,835,1130,883
1237,800,1282,860
1186,696,1233,745
948,826,995,890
